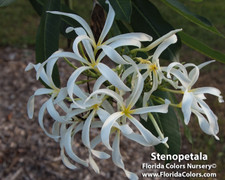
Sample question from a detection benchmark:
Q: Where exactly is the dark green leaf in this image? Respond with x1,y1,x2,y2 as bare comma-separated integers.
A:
161,0,224,37
141,91,181,157
29,0,78,39
131,0,181,61
36,0,61,87
179,32,225,64
99,0,132,23
0,0,16,7
190,0,203,2
29,0,43,15
109,0,132,23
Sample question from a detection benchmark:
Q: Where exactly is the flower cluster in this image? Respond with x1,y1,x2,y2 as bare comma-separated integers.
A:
26,1,223,179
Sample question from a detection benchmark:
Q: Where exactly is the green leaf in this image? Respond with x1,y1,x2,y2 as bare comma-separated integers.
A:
0,0,16,7
131,0,181,61
141,91,181,157
36,0,61,87
98,0,132,23
179,32,225,64
29,0,78,39
109,0,132,23
190,0,203,2
29,0,43,15
160,0,224,37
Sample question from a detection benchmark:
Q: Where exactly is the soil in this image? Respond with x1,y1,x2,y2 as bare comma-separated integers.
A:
0,47,224,180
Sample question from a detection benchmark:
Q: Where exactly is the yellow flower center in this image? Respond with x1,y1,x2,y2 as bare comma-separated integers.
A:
149,63,158,71
122,106,135,117
92,104,99,110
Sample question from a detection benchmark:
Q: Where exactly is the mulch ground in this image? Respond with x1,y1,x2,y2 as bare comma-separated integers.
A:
0,47,224,180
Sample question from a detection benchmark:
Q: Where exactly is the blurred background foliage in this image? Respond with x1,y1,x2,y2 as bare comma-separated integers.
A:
0,0,224,53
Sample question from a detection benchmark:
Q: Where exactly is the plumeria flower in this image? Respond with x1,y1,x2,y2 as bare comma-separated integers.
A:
86,71,169,150
25,59,68,119
122,30,181,106
55,77,114,172
46,0,153,95
85,70,169,179
166,61,224,139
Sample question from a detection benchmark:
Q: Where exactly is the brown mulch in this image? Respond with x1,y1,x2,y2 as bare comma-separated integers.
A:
0,46,224,180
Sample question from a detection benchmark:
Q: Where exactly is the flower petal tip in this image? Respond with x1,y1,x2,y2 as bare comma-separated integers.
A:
214,135,220,141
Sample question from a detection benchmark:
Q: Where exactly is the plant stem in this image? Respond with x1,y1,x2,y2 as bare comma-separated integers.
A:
160,87,183,94
148,113,169,148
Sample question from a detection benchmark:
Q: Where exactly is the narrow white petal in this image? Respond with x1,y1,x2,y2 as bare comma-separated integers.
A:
67,66,90,103
36,51,88,80
112,131,139,180
121,66,136,81
114,123,133,135
64,124,88,166
101,45,129,64
166,62,188,79
97,108,110,123
74,27,95,61
133,102,169,115
86,88,124,107
46,56,60,87
54,87,67,104
127,73,144,108
93,75,107,91
197,98,219,134
49,51,88,64
82,110,95,148
153,34,177,61
146,29,182,51
128,115,164,145
104,32,152,45
89,153,100,173
60,147,77,170
26,63,50,85
46,99,65,122
182,91,193,124
65,27,74,33
101,112,124,150
91,134,102,149
98,0,115,44
91,149,110,159
52,121,60,142
65,108,88,121
142,72,159,107
193,87,224,103
107,39,141,49
198,60,215,69
48,11,95,41
122,55,139,72
112,131,124,169
192,110,219,140
123,132,151,146
27,95,35,119
90,134,110,159
97,63,130,91
184,63,200,88
101,99,115,114
169,69,191,88
38,101,60,139
27,88,53,119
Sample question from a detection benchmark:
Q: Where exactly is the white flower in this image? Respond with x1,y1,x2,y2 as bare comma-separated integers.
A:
46,0,152,95
166,61,224,140
122,30,181,107
85,71,169,179
86,72,169,149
